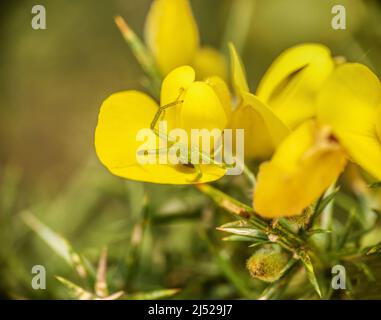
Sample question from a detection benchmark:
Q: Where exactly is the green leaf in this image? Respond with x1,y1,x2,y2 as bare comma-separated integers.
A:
299,251,322,298
310,187,340,227
222,235,260,242
248,241,272,248
125,181,146,219
218,220,251,228
217,220,266,239
57,276,125,300
114,16,162,97
95,247,109,298
217,226,266,238
126,289,180,300
21,211,88,278
56,276,94,300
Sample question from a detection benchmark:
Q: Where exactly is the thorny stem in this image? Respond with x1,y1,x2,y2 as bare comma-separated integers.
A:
195,184,307,254
114,15,162,96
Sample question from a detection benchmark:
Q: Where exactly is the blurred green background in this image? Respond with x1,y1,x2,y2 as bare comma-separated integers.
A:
0,0,380,299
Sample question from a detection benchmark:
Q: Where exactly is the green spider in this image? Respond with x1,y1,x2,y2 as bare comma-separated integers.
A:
139,89,235,182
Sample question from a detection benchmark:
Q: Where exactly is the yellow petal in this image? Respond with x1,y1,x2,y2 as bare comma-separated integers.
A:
161,65,195,105
377,105,381,142
257,43,334,129
144,0,199,75
228,43,289,159
179,81,228,133
317,63,381,180
95,90,225,184
95,91,158,169
204,76,232,119
111,163,226,185
230,92,289,159
254,121,347,217
230,104,273,159
338,133,381,181
192,46,228,81
228,43,249,97
160,65,196,130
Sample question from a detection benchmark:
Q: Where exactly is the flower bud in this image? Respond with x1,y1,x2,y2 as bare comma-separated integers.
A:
287,206,313,229
144,0,199,76
246,247,289,283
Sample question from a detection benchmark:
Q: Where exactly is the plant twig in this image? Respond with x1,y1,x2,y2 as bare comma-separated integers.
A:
114,15,162,96
196,184,306,253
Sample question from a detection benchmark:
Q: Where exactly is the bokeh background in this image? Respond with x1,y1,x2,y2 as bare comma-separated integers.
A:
0,0,380,299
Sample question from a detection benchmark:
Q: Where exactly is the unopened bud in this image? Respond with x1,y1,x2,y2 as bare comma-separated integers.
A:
246,247,289,283
287,206,312,229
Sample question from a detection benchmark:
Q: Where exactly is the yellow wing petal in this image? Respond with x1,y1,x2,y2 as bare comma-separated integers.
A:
161,65,196,106
317,63,381,180
228,43,249,97
204,76,232,120
95,91,158,169
257,43,334,129
254,121,347,217
144,0,199,75
338,133,381,181
230,92,289,159
192,46,228,81
160,65,196,130
95,90,225,184
179,81,228,133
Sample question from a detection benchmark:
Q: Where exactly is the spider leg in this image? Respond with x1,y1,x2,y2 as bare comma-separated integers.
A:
186,163,203,183
150,88,184,132
137,147,169,156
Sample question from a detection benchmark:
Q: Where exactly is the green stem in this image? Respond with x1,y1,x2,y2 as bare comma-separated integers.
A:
243,164,256,187
196,184,306,253
114,15,162,97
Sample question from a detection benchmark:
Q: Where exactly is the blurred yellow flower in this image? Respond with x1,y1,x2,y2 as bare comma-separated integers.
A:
254,120,347,217
254,63,381,218
317,63,381,181
192,47,228,81
95,66,230,184
257,43,335,129
144,0,227,79
229,43,334,159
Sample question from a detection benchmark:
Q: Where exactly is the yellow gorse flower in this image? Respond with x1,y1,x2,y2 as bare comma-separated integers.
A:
317,63,381,181
254,120,347,217
229,44,289,159
254,63,381,218
229,43,335,159
95,66,230,184
144,0,227,79
256,44,335,129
